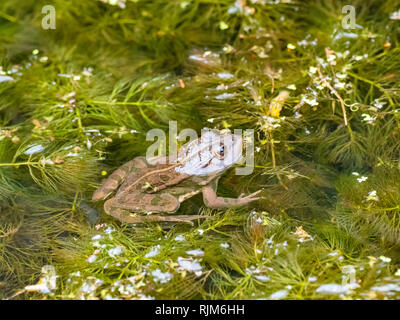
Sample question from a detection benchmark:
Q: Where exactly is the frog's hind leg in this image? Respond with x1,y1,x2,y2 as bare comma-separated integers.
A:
104,193,179,220
113,193,181,214
122,215,209,225
103,198,136,223
92,157,149,201
104,196,207,225
202,178,262,209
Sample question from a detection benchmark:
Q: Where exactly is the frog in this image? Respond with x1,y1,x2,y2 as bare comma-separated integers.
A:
92,129,262,224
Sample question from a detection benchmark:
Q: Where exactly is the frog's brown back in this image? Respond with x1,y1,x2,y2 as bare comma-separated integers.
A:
117,162,190,196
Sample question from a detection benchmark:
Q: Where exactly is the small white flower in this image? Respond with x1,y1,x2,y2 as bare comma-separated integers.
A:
186,249,204,257
87,254,97,263
365,190,379,202
151,269,173,284
25,144,45,155
336,73,347,80
342,265,356,275
177,257,203,272
220,243,230,249
309,66,317,74
361,113,376,124
379,256,391,263
174,235,185,241
217,72,234,79
145,245,161,258
107,246,123,257
302,96,319,107
104,226,115,234
334,82,345,90
390,10,400,20
215,93,236,100
357,176,368,183
269,289,288,300
0,75,14,82
254,275,270,282
316,284,349,295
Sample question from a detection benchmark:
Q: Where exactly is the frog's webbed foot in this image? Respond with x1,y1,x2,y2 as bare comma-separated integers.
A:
202,186,263,209
237,190,263,204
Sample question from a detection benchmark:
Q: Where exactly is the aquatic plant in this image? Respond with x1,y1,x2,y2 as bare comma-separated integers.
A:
1,0,400,300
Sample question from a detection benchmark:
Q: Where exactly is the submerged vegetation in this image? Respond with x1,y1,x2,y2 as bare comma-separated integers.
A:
1,0,400,299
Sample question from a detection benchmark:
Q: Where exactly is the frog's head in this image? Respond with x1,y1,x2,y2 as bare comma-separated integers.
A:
175,129,243,176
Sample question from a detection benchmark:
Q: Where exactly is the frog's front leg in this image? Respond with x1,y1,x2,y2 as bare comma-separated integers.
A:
202,178,262,209
92,157,148,201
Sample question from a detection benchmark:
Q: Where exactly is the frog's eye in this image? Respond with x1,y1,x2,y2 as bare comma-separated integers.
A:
214,144,225,160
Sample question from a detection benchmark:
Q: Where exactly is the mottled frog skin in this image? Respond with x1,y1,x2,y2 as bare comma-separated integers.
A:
92,130,261,224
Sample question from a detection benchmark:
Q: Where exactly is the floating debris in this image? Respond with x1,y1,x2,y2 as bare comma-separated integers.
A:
268,91,289,118
293,226,313,240
25,265,58,294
